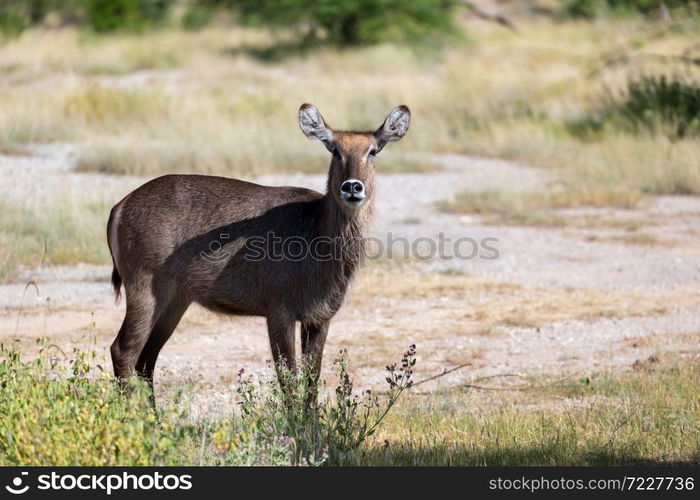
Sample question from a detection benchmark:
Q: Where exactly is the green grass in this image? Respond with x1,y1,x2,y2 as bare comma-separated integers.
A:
363,354,699,465
1,340,696,466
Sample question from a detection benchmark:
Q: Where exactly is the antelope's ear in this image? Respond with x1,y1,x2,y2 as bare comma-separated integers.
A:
299,103,334,150
375,105,410,150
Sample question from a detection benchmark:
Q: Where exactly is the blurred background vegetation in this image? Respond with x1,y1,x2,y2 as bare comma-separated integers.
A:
0,0,699,273
0,0,462,40
0,0,698,39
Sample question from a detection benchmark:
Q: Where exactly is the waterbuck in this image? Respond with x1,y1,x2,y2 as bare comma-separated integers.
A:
107,103,410,401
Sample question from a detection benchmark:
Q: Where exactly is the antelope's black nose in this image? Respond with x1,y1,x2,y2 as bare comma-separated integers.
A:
341,180,365,196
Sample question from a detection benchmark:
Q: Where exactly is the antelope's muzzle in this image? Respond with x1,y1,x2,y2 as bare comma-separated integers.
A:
340,179,366,206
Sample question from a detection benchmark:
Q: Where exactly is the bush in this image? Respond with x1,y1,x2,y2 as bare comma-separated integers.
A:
570,74,700,139
0,1,93,38
84,0,175,33
618,74,700,138
210,0,458,45
182,4,213,30
0,4,28,38
0,0,60,38
564,0,700,18
606,0,700,15
0,0,176,36
564,0,603,18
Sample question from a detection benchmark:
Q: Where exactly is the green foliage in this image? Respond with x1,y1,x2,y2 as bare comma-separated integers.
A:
0,341,175,465
606,0,700,14
617,74,700,137
84,0,175,33
182,4,213,30
0,0,59,38
564,0,603,18
213,0,458,45
0,340,415,466
570,74,700,139
563,0,700,18
0,0,177,36
0,0,460,40
0,4,28,38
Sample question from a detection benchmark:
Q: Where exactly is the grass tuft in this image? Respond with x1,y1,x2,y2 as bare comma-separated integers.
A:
438,186,641,226
0,197,110,281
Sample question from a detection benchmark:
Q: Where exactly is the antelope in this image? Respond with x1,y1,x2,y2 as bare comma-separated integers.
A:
107,103,410,402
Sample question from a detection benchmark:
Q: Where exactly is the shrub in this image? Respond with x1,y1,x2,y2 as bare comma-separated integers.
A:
84,0,175,33
182,4,213,30
564,0,700,18
606,0,700,15
570,74,700,139
0,0,90,38
209,0,458,46
564,0,603,18
617,74,700,138
0,0,58,38
0,4,28,38
136,0,173,24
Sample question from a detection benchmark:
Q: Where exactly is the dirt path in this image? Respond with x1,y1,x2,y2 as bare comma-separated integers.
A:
1,145,698,418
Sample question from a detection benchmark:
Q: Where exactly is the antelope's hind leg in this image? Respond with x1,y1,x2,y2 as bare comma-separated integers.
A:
135,292,191,399
110,286,159,383
110,277,183,387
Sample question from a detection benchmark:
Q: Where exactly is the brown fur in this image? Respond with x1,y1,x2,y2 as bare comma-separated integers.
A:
107,104,410,403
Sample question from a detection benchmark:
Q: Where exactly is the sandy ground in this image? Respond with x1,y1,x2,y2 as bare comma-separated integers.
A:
1,144,698,418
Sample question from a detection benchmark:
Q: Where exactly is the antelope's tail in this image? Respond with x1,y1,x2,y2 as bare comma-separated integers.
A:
107,205,123,303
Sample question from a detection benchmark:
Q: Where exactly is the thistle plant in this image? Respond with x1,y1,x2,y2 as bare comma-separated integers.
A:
233,344,417,465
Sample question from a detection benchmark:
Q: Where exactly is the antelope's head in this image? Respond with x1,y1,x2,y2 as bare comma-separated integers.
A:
299,103,410,215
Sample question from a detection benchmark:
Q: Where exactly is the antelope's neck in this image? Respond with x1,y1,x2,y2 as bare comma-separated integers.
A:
317,195,374,277
319,195,373,240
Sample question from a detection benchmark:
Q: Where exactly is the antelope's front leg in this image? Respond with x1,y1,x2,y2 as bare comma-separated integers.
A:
301,320,330,406
266,312,297,393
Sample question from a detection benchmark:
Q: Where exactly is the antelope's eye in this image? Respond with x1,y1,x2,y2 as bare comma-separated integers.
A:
368,148,377,157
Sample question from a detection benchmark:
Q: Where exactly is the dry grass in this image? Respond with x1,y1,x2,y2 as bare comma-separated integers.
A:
73,140,440,176
438,186,643,226
353,268,522,302
351,267,692,333
0,19,697,186
0,27,447,176
0,197,111,281
585,232,678,247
